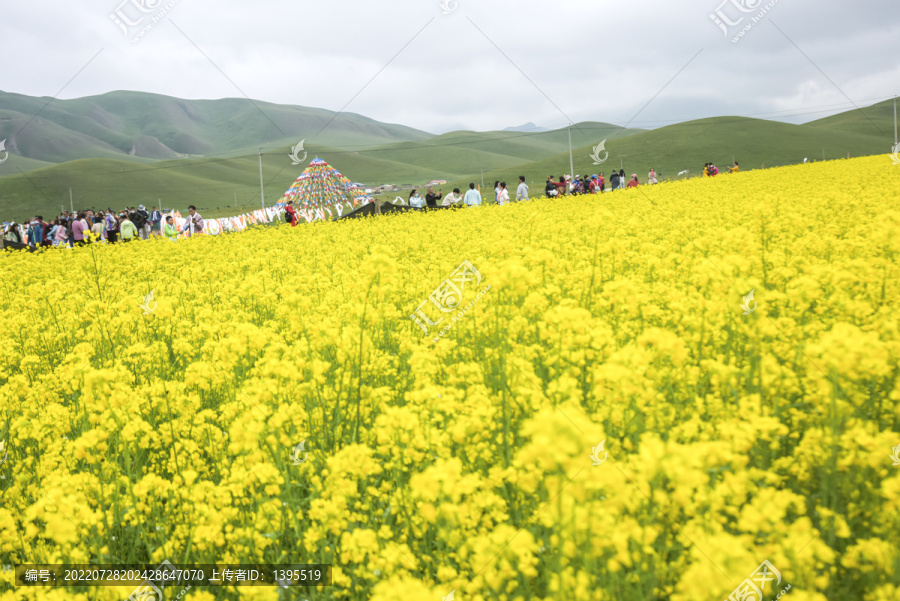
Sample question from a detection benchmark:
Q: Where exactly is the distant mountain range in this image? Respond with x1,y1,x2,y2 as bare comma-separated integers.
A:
0,90,895,221
0,90,432,167
503,122,549,133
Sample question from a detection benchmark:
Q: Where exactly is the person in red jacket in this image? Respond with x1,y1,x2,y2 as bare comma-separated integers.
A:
626,174,640,188
285,201,298,227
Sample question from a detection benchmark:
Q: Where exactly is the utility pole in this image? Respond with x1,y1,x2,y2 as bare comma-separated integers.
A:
69,188,74,213
823,149,826,161
481,169,484,189
234,191,237,209
567,124,575,183
894,96,898,148
258,148,265,210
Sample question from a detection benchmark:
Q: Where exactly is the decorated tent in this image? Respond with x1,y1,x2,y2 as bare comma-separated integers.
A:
276,157,374,223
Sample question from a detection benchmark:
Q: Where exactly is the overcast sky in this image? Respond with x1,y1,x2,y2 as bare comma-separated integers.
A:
1,0,898,134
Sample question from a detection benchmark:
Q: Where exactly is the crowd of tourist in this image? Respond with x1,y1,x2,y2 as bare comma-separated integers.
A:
398,163,727,209
2,205,206,250
3,162,743,246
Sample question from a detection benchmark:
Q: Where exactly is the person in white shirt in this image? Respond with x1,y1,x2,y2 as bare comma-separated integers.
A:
463,183,482,207
408,189,426,209
497,182,510,205
441,188,463,207
516,176,529,201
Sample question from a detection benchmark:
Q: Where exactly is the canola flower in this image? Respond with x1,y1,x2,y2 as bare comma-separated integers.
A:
0,156,898,601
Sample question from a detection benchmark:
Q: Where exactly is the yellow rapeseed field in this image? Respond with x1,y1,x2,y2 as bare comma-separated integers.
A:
1,156,899,601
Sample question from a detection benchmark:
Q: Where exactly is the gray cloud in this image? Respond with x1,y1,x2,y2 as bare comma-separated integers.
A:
1,0,897,134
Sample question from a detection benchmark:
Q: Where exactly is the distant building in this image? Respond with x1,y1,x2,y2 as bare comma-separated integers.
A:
427,180,447,186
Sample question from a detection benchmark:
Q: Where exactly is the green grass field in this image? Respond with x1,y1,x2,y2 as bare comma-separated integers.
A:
1,95,896,222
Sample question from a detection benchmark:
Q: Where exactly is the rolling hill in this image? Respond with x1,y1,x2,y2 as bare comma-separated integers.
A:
0,91,896,221
0,90,433,167
806,98,898,141
411,114,895,202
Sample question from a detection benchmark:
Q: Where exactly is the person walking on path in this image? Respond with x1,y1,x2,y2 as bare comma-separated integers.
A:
463,183,482,207
285,201,298,226
90,214,105,242
545,176,559,197
150,206,163,237
72,212,89,246
187,205,204,236
135,205,151,240
164,215,179,241
497,182,510,206
120,214,138,242
516,176,529,201
4,222,22,244
105,209,120,244
556,176,567,197
27,219,43,248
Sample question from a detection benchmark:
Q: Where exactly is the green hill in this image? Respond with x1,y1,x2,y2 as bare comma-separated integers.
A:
0,117,642,220
415,115,892,202
2,93,897,221
806,98,898,141
0,90,433,166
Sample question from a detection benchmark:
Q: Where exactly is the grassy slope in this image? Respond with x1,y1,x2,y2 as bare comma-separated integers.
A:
0,121,641,219
0,153,446,221
3,101,896,220
422,116,891,201
805,98,898,141
0,90,434,164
